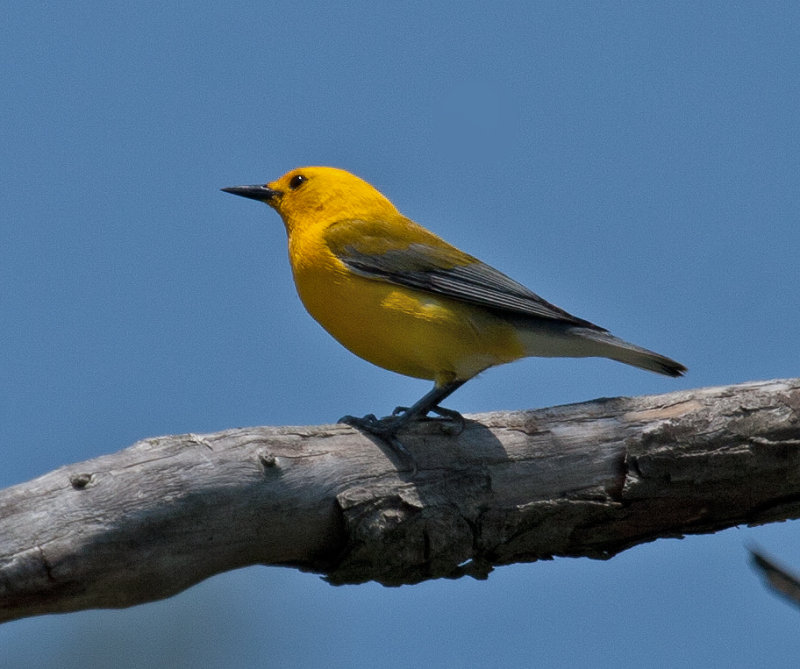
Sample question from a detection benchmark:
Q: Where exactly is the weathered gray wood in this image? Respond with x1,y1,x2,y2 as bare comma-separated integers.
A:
2,379,799,622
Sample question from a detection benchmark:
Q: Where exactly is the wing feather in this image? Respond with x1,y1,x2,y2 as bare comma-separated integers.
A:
325,218,603,330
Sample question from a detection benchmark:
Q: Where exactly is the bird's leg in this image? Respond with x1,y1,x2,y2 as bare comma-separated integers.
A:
390,386,466,435
341,380,466,435
390,380,467,433
339,380,466,471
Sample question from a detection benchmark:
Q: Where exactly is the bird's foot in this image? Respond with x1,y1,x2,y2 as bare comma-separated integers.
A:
338,413,418,475
339,403,464,475
391,404,465,436
339,413,398,437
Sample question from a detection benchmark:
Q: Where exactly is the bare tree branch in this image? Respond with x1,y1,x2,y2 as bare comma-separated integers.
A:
2,378,800,622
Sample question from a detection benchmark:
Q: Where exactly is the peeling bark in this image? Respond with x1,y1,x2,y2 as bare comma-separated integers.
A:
2,379,799,622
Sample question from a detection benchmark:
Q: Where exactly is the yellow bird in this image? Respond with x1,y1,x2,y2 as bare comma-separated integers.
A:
223,167,685,457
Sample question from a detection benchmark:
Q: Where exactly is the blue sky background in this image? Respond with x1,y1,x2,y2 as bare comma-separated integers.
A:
3,2,800,667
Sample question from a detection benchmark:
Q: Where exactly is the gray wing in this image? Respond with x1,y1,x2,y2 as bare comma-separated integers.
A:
336,240,604,330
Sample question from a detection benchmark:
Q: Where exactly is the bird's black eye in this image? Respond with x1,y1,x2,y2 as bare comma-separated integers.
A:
289,174,307,190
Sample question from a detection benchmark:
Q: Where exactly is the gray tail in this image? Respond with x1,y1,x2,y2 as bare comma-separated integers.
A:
572,328,687,377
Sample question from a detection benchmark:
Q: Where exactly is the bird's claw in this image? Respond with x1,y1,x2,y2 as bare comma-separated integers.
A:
428,405,465,435
339,413,397,437
339,401,463,476
339,413,379,428
339,413,418,474
391,404,465,435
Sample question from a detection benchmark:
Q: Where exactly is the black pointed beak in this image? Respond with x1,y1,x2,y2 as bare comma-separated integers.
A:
221,184,281,203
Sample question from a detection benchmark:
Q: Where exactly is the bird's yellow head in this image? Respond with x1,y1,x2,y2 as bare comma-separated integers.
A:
223,166,400,235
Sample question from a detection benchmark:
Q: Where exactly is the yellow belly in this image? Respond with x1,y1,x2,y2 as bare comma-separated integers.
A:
292,261,526,384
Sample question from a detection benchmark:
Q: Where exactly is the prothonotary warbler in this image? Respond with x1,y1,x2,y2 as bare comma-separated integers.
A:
222,167,686,465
